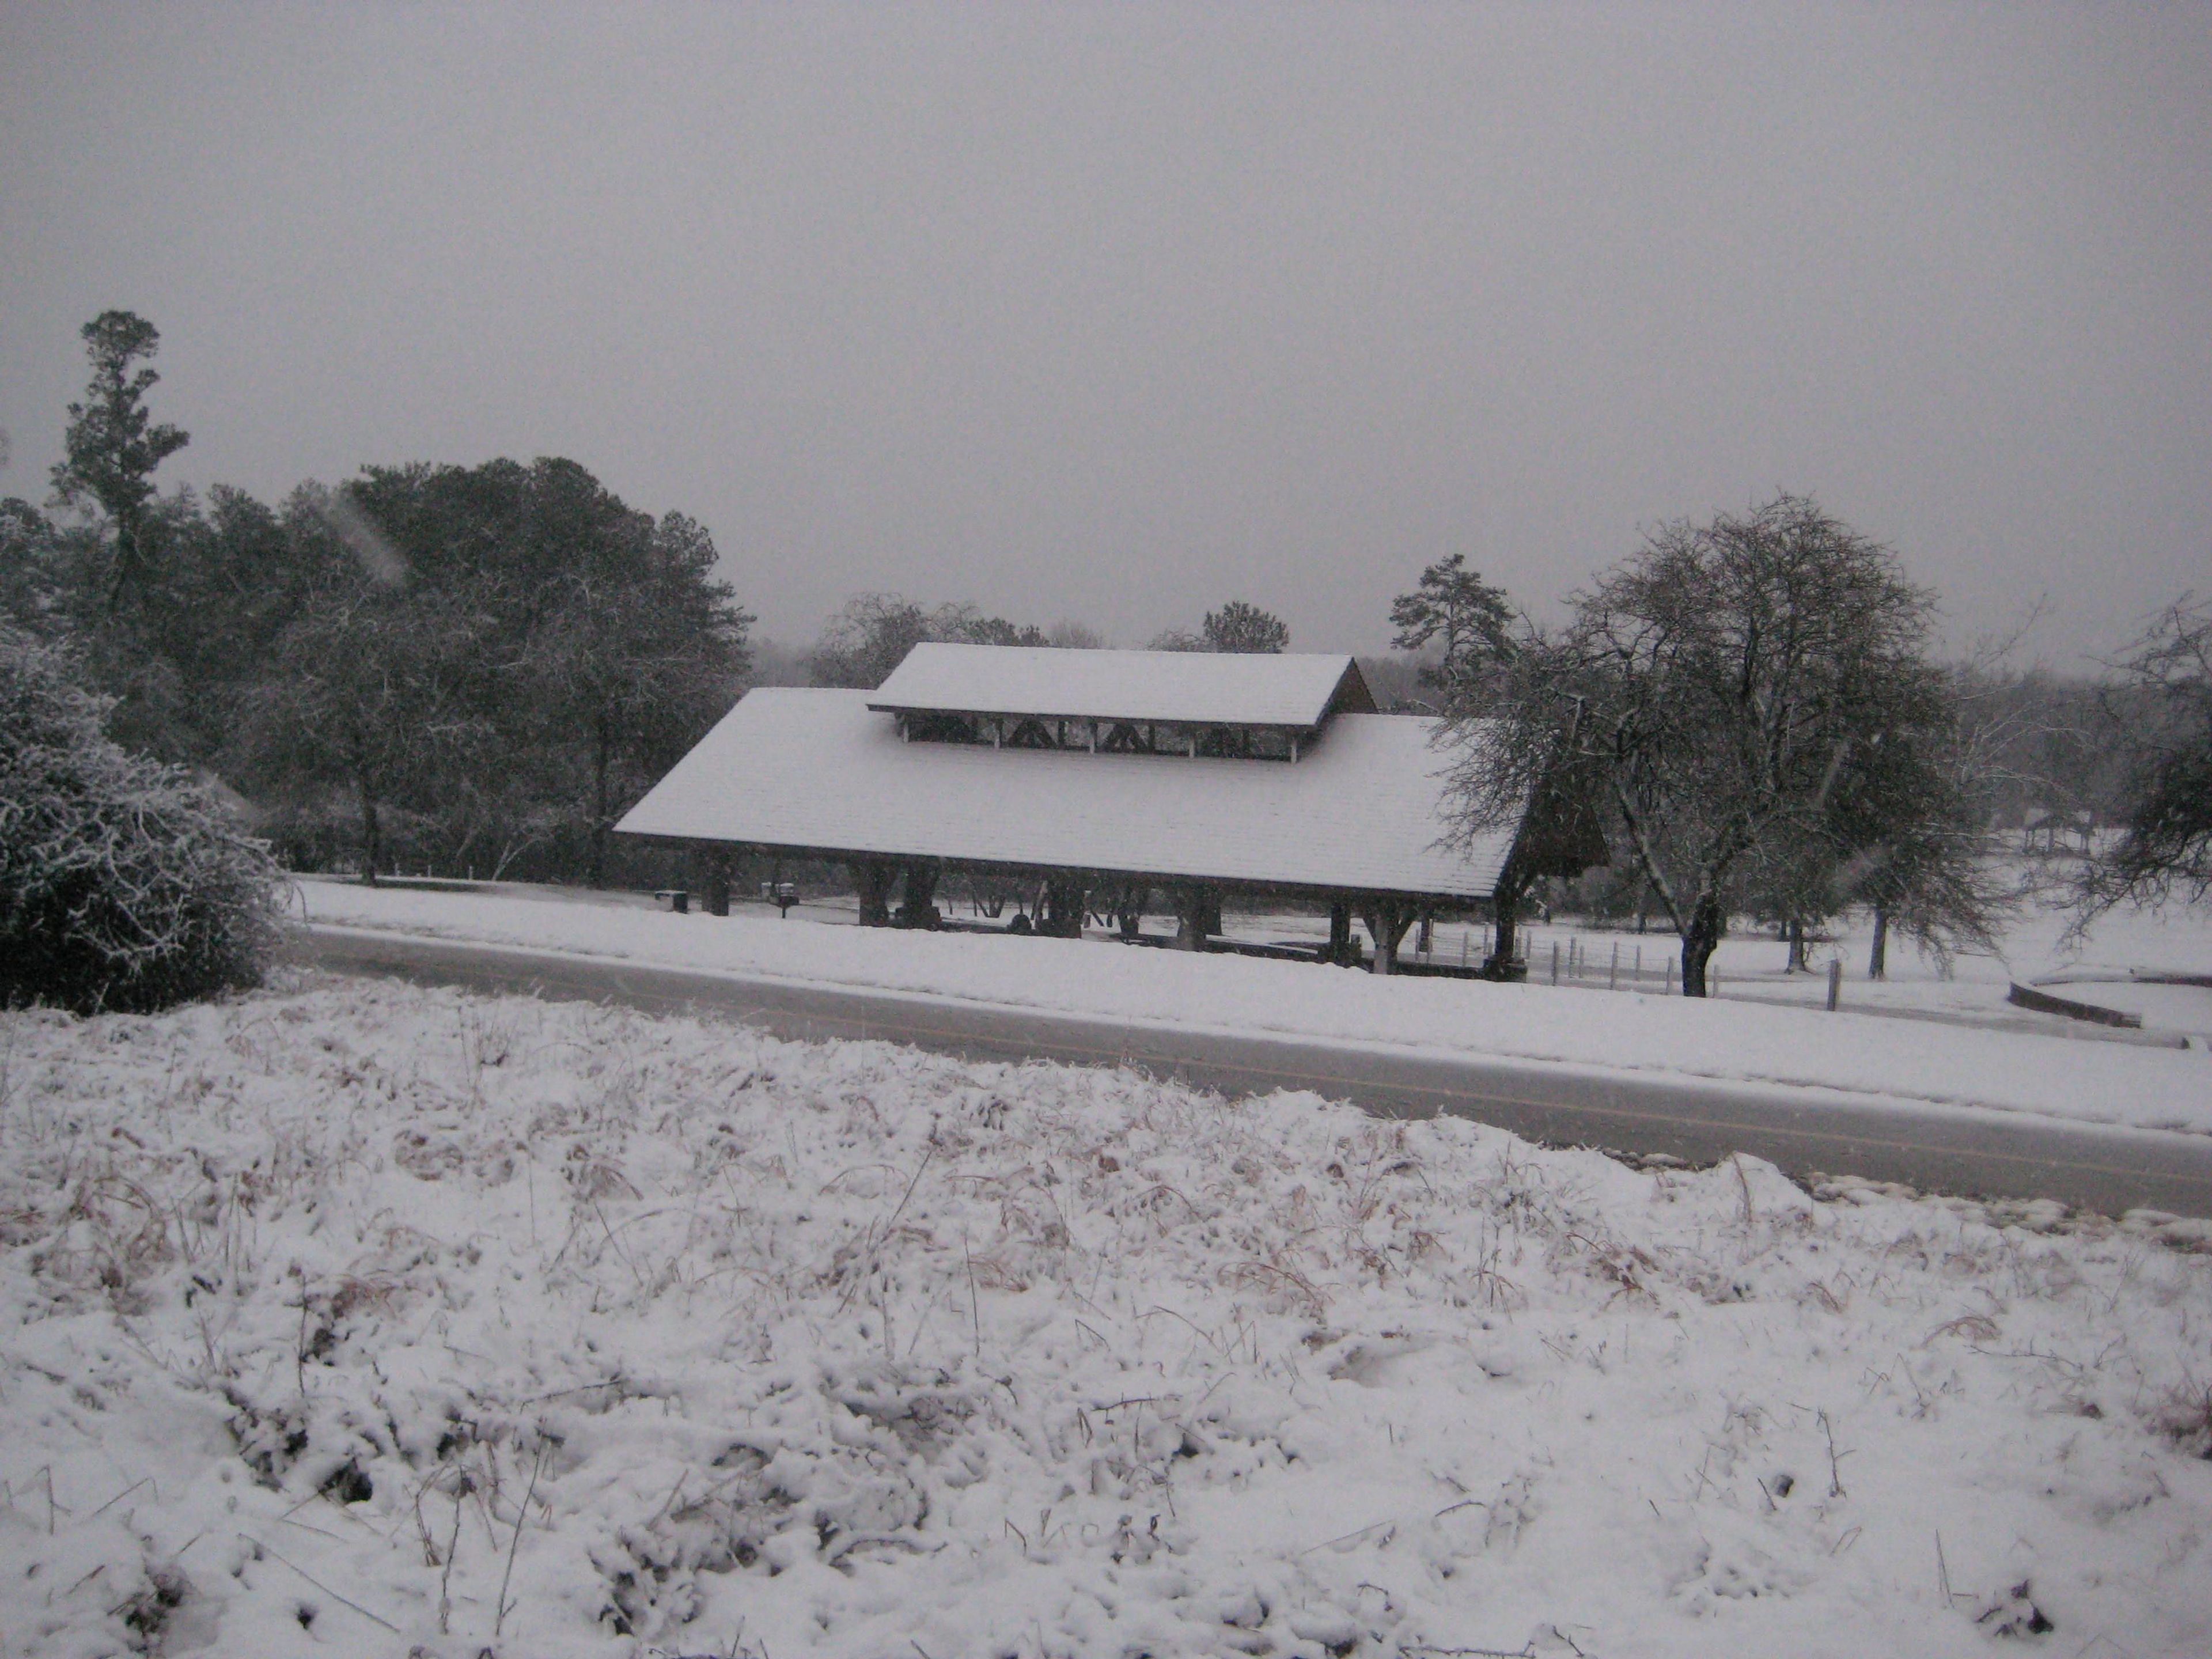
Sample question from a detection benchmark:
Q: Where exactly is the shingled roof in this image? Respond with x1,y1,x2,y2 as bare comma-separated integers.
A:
867,643,1375,730
618,688,1516,900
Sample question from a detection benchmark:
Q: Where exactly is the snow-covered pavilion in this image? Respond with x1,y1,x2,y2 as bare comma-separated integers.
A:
616,644,1601,973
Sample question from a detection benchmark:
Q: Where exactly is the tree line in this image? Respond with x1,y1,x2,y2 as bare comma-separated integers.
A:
4,312,752,888
3,310,1307,888
800,593,1294,689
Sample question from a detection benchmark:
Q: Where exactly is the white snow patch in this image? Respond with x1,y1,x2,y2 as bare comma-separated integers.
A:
300,880,2212,1137
3,979,2210,1657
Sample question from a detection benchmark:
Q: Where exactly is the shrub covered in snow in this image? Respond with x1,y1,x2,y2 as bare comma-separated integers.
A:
0,622,284,1012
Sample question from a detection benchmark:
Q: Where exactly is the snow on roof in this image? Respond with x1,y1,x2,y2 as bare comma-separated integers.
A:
619,688,1516,899
867,643,1373,729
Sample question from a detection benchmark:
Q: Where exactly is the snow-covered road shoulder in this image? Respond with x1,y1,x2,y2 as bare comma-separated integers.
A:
3,980,2209,1657
300,880,2212,1139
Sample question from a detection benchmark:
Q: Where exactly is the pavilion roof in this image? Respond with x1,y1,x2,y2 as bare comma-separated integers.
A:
866,643,1374,730
618,688,1517,900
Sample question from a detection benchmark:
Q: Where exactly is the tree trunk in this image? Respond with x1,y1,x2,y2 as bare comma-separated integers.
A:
105,513,144,616
588,719,613,889
702,847,733,916
358,776,382,885
1484,872,1524,979
1680,897,1725,997
1868,904,1889,980
1786,918,1806,974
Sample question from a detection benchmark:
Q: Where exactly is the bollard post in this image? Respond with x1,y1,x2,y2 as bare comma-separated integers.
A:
1826,957,1842,1012
1551,941,1560,985
1609,941,1619,990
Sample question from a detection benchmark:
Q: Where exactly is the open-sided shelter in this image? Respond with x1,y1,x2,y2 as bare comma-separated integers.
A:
617,644,1601,972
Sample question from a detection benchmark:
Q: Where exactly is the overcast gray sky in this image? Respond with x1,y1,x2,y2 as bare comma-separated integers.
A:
3,4,2206,664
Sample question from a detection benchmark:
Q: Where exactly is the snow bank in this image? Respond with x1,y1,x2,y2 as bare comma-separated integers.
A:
4,979,2209,1657
302,881,2212,1137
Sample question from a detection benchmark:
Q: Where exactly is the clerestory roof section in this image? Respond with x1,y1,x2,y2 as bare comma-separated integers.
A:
618,688,1518,900
866,643,1376,730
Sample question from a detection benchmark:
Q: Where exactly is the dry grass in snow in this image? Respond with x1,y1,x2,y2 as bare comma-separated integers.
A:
2,975,2209,1658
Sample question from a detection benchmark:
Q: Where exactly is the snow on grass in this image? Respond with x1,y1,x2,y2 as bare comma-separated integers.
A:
301,880,2212,1138
3,976,2210,1658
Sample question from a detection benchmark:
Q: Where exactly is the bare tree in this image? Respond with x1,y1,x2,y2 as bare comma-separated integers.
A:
2075,594,2212,924
1824,661,2014,976
1047,619,1107,649
1443,496,1955,996
808,593,1068,687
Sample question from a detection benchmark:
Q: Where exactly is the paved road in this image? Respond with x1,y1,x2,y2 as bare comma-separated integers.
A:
298,926,2212,1221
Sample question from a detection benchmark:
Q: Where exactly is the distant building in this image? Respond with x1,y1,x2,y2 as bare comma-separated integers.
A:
2019,806,2096,855
617,644,1601,974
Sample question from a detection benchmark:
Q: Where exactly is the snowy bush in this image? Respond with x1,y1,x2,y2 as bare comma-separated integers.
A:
0,622,285,1012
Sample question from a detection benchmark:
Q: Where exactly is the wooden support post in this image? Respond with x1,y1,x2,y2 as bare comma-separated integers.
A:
1042,878,1087,938
1175,887,1216,950
1327,902,1353,967
1363,902,1411,975
1416,909,1434,959
854,861,895,927
701,846,733,917
896,861,941,929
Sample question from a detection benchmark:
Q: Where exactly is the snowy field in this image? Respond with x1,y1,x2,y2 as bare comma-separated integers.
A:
4,977,2210,1657
298,880,2212,1138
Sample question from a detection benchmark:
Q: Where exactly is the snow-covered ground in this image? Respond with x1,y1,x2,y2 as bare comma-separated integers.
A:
298,880,2212,1139
3,978,2210,1657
